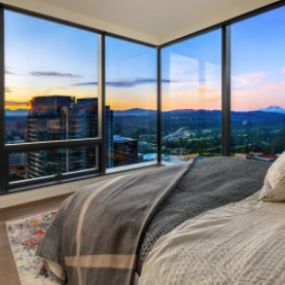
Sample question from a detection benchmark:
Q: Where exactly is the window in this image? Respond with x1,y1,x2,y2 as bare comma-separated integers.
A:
5,11,99,143
1,2,284,194
161,30,222,163
231,6,285,161
105,36,157,169
9,146,97,183
4,10,100,187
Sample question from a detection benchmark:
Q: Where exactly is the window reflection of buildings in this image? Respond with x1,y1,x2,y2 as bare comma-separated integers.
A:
9,94,155,180
10,95,113,181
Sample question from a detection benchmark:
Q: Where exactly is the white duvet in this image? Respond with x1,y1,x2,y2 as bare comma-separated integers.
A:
139,193,285,285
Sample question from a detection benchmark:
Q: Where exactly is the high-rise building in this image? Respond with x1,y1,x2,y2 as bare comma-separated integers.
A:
27,96,75,178
27,95,104,178
112,135,138,166
28,96,77,142
73,98,99,171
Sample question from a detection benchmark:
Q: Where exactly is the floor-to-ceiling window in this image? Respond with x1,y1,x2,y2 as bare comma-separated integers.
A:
1,2,285,194
105,36,157,169
231,6,285,161
5,10,100,185
161,30,222,163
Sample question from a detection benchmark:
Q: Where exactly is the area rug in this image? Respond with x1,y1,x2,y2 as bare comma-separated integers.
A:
6,210,60,285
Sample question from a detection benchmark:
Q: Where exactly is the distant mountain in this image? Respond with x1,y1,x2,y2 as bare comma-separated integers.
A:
114,108,156,116
113,108,223,117
259,105,285,114
164,109,221,115
5,106,285,118
6,109,28,117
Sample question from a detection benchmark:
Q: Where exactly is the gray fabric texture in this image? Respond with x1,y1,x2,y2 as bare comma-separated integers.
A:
139,192,285,285
37,156,270,284
37,160,194,285
137,156,270,272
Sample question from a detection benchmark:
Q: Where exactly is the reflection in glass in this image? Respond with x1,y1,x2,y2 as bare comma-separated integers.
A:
161,30,222,163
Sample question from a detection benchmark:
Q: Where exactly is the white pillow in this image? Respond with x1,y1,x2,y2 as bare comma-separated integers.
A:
259,151,285,202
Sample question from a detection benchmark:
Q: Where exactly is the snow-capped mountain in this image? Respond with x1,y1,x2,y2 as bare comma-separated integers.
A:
259,105,285,114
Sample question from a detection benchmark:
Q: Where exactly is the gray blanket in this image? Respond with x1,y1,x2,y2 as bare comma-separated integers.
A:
38,157,269,284
37,159,194,285
137,156,269,272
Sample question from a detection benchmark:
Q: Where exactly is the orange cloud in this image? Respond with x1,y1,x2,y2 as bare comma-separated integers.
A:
5,101,29,110
193,86,218,95
232,80,285,111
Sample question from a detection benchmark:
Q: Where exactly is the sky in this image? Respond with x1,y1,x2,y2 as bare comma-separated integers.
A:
162,5,285,112
5,5,285,112
5,10,157,111
231,5,285,111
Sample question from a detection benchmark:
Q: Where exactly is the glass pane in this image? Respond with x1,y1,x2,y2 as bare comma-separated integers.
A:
105,37,157,168
5,10,99,144
231,7,285,161
161,30,222,163
9,146,97,182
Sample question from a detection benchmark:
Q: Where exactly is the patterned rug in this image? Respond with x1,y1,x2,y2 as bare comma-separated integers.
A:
6,210,60,285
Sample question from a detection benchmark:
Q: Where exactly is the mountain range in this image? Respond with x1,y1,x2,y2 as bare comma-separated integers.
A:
259,105,285,114
6,109,28,117
5,106,285,117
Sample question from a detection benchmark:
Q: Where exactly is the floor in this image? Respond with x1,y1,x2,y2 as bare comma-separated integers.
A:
0,166,158,285
0,194,69,285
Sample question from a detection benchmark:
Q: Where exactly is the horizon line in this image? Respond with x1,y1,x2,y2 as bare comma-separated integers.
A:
5,106,285,113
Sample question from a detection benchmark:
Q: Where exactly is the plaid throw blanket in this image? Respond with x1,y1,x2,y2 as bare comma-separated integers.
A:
37,160,194,285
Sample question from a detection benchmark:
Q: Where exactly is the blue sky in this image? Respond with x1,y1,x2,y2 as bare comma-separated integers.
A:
5,10,157,110
232,6,285,76
5,10,98,78
231,5,285,111
105,36,157,110
4,5,285,111
162,5,285,111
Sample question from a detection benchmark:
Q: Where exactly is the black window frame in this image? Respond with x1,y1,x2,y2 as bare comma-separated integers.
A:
159,0,285,161
0,5,157,195
0,1,284,195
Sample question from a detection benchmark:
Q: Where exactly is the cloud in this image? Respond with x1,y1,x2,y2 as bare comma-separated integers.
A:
30,71,81,78
73,81,98,86
72,78,173,88
106,78,156,87
281,68,285,75
232,72,268,90
232,80,285,111
5,101,28,108
5,69,17,75
5,87,12,93
193,86,218,95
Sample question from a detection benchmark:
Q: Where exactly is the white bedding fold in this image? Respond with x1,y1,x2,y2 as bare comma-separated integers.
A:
139,193,285,285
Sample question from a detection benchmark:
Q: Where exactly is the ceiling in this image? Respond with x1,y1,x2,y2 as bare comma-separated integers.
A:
3,0,280,44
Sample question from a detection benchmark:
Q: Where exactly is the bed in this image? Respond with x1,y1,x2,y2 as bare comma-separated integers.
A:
37,156,276,284
139,191,285,285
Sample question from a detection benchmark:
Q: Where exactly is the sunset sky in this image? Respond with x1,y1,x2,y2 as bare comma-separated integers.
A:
4,5,285,112
162,5,285,112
